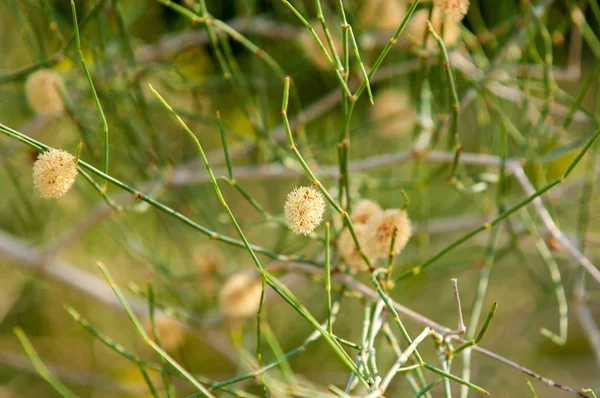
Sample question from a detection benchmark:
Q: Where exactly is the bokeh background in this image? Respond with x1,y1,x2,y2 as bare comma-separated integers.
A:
1,0,600,397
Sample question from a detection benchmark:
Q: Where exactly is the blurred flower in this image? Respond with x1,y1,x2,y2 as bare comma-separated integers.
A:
407,8,460,49
32,149,78,199
194,245,224,275
434,0,470,22
285,186,326,235
365,209,412,259
194,245,225,297
25,69,65,116
219,272,262,319
370,89,415,138
351,199,382,224
338,223,373,273
142,313,185,352
300,20,341,70
361,0,406,31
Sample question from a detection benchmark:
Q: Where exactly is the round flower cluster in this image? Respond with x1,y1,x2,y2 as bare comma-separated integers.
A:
300,20,342,71
219,272,263,319
434,0,470,22
25,69,65,116
407,8,461,49
32,149,78,199
284,186,326,236
339,199,412,273
194,245,225,296
361,0,406,31
370,90,415,138
142,313,185,352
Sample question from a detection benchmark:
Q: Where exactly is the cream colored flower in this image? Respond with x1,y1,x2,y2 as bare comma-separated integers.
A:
338,224,373,273
351,199,382,224
143,313,185,351
370,90,415,138
194,245,224,275
434,0,470,22
25,69,65,116
407,8,460,49
365,209,412,259
32,149,78,199
284,186,326,235
361,0,406,31
219,272,263,319
300,20,341,70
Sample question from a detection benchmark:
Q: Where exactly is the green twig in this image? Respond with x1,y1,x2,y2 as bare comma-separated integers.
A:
14,327,77,398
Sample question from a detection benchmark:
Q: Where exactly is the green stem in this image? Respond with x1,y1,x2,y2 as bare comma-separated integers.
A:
395,126,600,282
14,327,77,398
70,0,109,190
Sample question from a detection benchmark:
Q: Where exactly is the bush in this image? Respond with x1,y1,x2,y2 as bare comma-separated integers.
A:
0,0,599,397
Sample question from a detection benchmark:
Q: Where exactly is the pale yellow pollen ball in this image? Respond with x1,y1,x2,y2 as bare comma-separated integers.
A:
219,272,263,319
365,209,412,259
32,149,78,199
300,20,342,70
351,199,382,224
194,245,225,275
194,245,224,296
370,90,416,138
142,313,185,352
434,0,470,22
25,69,65,116
408,8,461,49
284,186,326,236
338,223,373,273
361,0,406,31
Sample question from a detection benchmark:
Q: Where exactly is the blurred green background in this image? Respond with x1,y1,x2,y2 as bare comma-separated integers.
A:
1,0,600,397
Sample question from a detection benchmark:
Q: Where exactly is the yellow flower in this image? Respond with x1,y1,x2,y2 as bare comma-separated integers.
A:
408,8,461,49
370,90,415,138
338,224,373,273
361,0,406,31
365,209,412,259
300,20,341,70
219,272,263,319
284,186,326,235
142,313,185,351
25,69,65,116
194,245,225,275
351,199,382,224
434,0,470,22
32,149,78,199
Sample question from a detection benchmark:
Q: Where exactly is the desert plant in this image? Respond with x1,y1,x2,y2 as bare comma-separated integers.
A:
0,0,599,397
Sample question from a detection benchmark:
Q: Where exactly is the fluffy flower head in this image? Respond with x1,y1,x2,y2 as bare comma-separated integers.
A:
361,0,406,31
338,223,372,273
284,186,326,235
219,272,263,319
142,313,185,351
408,8,460,49
25,69,65,116
33,149,78,199
300,20,341,70
351,199,382,224
365,209,412,259
434,0,470,22
194,245,225,275
371,90,415,138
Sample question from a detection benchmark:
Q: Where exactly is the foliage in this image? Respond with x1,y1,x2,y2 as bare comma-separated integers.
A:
0,0,599,397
